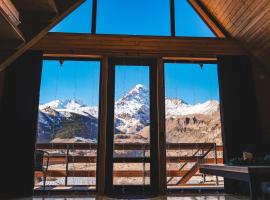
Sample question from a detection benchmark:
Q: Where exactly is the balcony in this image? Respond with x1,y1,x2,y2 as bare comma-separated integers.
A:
34,142,223,191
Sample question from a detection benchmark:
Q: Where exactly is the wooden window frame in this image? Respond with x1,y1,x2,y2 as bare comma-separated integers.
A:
103,58,160,195
162,59,222,192
38,54,226,196
37,57,102,194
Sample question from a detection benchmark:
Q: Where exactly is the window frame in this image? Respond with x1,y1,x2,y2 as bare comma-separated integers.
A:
36,57,102,192
50,0,226,38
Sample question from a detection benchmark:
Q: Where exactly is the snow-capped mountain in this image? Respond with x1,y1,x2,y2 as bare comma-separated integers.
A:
165,98,219,118
113,84,219,134
37,84,220,142
114,84,150,134
38,100,99,143
40,99,98,118
40,99,86,110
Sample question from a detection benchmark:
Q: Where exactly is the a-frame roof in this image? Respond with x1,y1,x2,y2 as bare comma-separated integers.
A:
200,0,270,69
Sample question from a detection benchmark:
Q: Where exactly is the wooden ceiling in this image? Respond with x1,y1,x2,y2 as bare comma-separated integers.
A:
200,0,270,69
0,0,84,72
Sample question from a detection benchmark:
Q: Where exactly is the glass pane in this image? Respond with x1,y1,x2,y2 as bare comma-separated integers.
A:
50,0,92,33
34,60,100,190
164,63,223,189
175,0,215,37
97,0,170,36
113,66,150,186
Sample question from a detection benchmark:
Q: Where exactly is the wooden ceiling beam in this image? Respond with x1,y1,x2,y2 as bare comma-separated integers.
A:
32,33,247,58
0,0,85,72
200,0,270,70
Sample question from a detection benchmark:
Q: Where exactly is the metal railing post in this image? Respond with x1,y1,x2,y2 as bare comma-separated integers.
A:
214,143,219,185
65,145,70,186
143,145,146,186
202,149,206,183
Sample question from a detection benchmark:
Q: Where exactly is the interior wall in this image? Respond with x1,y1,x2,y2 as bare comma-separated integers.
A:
0,70,5,108
218,55,261,195
0,51,43,198
252,59,270,154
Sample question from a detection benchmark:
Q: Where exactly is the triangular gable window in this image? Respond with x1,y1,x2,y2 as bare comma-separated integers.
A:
48,0,224,37
50,0,92,33
175,0,215,37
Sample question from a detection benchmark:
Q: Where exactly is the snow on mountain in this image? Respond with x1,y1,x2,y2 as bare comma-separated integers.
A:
165,98,219,118
40,99,86,109
38,100,99,143
40,99,98,118
38,84,219,139
39,99,63,110
62,99,86,110
114,84,150,134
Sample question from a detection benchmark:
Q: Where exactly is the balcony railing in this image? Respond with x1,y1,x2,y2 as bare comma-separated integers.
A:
34,142,223,189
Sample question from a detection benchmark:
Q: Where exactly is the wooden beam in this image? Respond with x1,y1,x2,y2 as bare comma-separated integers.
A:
0,4,25,45
96,56,108,195
12,0,59,22
188,0,227,38
36,143,223,151
177,163,200,184
0,0,85,72
36,169,209,178
163,56,217,63
150,59,159,193
157,58,167,194
32,33,246,58
43,155,223,165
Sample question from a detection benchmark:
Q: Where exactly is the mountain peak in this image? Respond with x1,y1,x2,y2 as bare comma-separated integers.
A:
117,84,149,106
134,84,145,90
62,99,86,110
128,84,148,95
165,97,188,106
39,99,63,109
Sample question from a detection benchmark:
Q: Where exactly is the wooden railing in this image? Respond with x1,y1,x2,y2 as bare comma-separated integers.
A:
35,142,223,187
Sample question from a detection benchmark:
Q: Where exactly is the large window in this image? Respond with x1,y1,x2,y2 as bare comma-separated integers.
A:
175,0,215,37
112,66,151,187
96,0,170,36
49,0,221,37
164,63,223,189
34,58,224,192
50,0,92,33
34,60,100,190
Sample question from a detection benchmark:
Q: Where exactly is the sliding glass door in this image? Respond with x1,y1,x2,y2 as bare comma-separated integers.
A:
105,59,159,194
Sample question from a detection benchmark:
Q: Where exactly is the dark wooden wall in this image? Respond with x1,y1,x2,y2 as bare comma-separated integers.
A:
252,60,270,154
0,70,5,108
0,51,42,198
218,55,262,194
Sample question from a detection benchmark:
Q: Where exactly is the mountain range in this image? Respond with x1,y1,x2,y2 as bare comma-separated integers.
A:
37,84,221,144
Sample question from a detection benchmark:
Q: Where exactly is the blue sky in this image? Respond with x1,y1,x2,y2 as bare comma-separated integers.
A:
165,63,219,104
115,66,149,100
51,0,214,37
40,0,219,106
39,60,100,106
